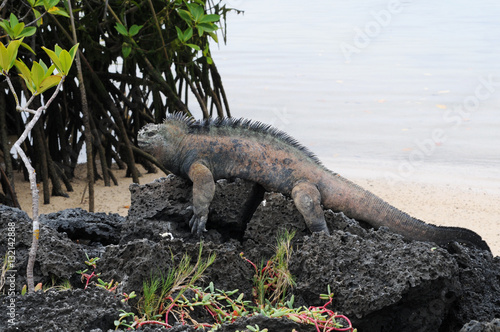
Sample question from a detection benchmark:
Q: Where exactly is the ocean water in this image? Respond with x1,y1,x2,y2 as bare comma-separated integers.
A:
204,0,500,188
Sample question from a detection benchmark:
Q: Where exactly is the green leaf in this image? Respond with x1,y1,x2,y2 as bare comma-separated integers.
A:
54,44,63,57
31,61,45,89
208,31,218,43
48,6,70,18
0,21,12,36
32,9,42,26
128,24,143,37
15,59,31,80
199,14,220,23
18,26,37,38
0,40,23,73
12,22,25,38
198,23,217,33
27,0,36,6
0,44,8,73
38,58,49,73
175,26,184,41
196,26,204,36
38,75,62,94
41,44,77,75
184,27,193,41
177,9,192,24
46,63,57,78
43,0,60,10
186,43,200,51
115,23,128,36
59,49,72,74
15,59,37,93
41,46,63,73
9,13,19,27
187,3,204,23
68,43,79,62
122,43,132,58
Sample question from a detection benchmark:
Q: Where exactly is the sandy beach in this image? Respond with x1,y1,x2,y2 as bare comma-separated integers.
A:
12,162,499,256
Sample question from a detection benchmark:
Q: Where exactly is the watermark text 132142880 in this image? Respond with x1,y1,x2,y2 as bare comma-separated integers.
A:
5,221,17,325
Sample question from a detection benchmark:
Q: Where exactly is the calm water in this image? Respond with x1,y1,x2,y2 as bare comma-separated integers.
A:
203,0,500,186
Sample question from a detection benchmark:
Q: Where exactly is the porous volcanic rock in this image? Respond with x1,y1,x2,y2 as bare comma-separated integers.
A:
0,287,130,332
41,208,124,245
0,175,499,332
123,175,264,243
0,205,87,290
459,318,500,332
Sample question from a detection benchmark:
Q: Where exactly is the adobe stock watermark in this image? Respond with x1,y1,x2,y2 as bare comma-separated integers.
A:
385,74,499,184
4,221,17,326
339,0,406,63
268,106,290,132
224,0,244,6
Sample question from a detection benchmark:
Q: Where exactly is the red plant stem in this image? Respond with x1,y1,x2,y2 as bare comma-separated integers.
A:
164,298,176,326
180,310,186,325
83,271,96,289
190,287,232,323
137,320,172,328
290,309,353,332
240,253,258,272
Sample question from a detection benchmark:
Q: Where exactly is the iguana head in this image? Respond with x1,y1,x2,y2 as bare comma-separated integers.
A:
138,121,187,173
137,123,164,155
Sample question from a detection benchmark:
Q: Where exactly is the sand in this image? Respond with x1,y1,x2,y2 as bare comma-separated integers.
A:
12,163,500,256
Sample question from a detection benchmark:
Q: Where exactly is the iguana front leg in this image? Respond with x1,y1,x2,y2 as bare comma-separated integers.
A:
187,162,215,235
292,181,330,234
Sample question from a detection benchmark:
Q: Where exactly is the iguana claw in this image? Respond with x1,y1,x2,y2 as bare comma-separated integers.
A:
189,214,207,235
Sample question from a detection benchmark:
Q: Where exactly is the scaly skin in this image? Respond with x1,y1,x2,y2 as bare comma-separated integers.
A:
138,113,490,251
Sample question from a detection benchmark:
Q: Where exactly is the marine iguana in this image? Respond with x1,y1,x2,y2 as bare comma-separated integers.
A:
137,112,490,251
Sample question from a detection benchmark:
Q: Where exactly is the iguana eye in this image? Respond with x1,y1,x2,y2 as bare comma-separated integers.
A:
146,131,156,137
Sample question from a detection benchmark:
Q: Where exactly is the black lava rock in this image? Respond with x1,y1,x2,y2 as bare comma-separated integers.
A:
41,208,124,245
0,175,498,332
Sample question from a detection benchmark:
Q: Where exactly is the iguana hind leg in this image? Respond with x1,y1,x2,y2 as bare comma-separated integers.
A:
292,181,330,235
188,162,215,235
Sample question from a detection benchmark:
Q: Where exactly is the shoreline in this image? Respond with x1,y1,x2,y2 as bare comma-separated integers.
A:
12,162,499,256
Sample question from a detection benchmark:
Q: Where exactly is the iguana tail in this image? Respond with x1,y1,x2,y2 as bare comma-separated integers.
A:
320,174,490,252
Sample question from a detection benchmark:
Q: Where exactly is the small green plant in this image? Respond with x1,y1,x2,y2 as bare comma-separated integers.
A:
139,242,216,320
114,310,136,330
76,254,101,289
239,231,354,331
77,253,131,299
19,277,72,295
246,325,268,332
114,242,217,330
96,278,119,292
0,253,11,293
50,279,72,292
241,230,296,306
114,232,355,331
